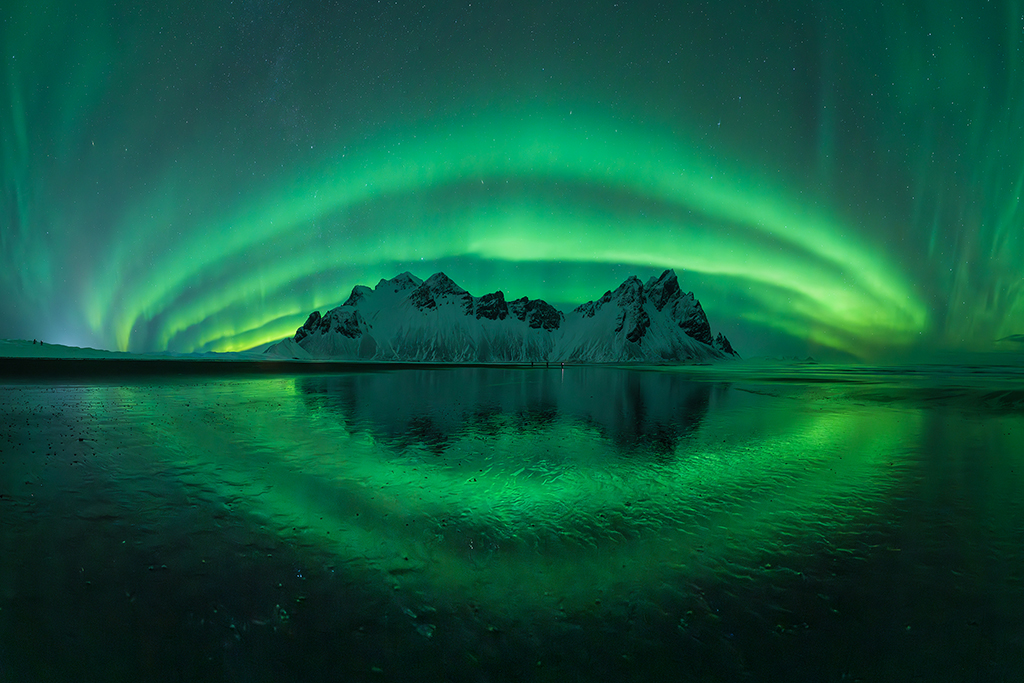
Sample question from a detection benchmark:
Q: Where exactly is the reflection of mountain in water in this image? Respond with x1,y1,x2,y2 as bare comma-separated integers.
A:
296,367,716,457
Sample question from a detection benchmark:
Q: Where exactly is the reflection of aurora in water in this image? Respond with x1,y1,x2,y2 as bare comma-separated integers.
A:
4,365,1024,680
74,369,916,610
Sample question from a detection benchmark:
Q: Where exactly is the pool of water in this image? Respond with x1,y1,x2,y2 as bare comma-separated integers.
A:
1,364,1023,681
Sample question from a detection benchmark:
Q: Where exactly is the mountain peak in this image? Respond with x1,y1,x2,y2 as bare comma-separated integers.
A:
343,284,373,306
644,269,677,289
610,275,645,309
423,272,467,295
272,270,738,362
644,269,682,311
409,272,471,311
376,271,423,292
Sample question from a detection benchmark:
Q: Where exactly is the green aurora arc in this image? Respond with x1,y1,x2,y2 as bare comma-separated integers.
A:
2,1,1023,359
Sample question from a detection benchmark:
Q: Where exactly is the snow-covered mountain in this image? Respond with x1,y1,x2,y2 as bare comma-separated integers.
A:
266,270,738,362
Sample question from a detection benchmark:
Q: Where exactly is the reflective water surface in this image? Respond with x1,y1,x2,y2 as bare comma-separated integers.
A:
2,364,1023,681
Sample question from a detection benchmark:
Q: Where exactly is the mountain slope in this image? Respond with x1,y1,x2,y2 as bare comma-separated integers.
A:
267,270,738,362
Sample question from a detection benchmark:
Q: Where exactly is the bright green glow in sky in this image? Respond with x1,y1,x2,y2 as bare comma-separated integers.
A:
2,0,1022,358
87,111,926,354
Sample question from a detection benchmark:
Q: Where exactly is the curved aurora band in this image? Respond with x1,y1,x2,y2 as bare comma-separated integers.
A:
85,111,927,355
2,0,1023,358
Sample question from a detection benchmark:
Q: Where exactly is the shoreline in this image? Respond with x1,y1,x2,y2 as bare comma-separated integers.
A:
0,357,669,377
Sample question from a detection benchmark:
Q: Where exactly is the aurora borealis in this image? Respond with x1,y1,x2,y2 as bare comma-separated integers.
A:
2,1,1022,359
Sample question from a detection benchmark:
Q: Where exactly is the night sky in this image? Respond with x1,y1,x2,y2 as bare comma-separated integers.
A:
2,1,1022,360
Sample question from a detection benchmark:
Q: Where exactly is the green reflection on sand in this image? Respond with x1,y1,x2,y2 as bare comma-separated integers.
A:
84,370,920,614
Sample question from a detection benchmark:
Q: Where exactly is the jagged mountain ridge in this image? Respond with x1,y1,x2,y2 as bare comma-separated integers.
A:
267,270,737,362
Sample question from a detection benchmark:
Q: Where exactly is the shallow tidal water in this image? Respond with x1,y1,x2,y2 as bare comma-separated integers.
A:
1,363,1023,682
